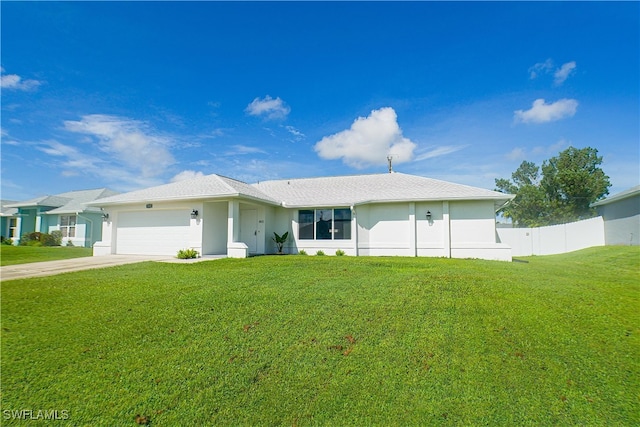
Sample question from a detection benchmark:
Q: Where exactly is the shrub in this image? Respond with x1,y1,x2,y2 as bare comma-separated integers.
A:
335,249,346,256
315,250,325,256
51,230,63,246
66,240,75,247
1,237,13,245
20,233,42,246
18,232,60,247
177,248,199,259
298,249,307,256
41,233,58,247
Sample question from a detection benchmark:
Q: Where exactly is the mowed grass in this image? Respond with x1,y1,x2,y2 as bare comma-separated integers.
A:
0,245,92,266
1,247,638,425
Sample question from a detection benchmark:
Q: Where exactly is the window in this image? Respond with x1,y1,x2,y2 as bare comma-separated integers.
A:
60,215,76,238
8,218,17,238
298,208,351,240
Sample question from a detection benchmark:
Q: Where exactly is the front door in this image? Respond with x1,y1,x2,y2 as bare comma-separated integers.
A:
240,209,258,254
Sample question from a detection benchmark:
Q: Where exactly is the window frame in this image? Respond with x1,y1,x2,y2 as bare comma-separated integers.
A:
8,218,18,238
298,208,352,241
60,214,77,238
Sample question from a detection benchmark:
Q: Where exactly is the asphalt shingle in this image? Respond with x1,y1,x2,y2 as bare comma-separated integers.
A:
91,172,513,209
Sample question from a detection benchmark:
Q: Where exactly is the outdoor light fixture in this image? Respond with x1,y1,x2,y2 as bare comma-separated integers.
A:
102,213,109,221
191,209,199,218
426,211,432,221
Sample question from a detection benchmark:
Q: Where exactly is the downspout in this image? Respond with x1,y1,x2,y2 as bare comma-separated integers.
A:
76,212,93,248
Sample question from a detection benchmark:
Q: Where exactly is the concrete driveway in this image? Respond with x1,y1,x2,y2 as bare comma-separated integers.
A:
0,255,173,282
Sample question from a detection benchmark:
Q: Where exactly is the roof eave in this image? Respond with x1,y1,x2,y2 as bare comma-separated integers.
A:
87,193,280,207
281,194,515,209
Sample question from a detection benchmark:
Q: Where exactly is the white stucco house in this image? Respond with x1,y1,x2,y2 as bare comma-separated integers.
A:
89,172,515,261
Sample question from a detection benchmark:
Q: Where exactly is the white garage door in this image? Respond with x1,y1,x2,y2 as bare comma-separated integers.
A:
116,210,191,255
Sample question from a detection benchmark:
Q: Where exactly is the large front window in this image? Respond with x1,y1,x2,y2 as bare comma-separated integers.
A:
299,208,351,240
60,215,76,238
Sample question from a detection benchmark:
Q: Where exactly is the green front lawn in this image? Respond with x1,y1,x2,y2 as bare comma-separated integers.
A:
1,247,638,425
0,245,92,266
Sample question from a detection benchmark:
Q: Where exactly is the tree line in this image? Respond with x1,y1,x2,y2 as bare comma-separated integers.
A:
495,146,611,227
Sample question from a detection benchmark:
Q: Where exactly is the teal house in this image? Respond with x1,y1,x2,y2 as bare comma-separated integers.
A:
2,188,118,247
0,200,19,242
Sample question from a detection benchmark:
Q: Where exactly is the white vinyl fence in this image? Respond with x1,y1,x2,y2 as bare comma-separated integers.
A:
497,216,605,256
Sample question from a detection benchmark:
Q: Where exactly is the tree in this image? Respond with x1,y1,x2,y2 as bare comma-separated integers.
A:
495,161,549,227
495,147,611,227
541,147,611,223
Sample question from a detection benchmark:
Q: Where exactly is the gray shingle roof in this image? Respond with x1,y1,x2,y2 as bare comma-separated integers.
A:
45,189,120,214
90,172,513,209
590,185,640,207
6,195,72,208
253,173,513,207
0,200,19,217
90,174,279,206
6,189,119,213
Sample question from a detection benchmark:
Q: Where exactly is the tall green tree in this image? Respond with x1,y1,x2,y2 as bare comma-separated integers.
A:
541,147,611,223
495,147,611,227
495,161,548,227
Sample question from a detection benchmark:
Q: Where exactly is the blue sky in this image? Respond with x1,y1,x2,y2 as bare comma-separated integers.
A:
2,1,638,201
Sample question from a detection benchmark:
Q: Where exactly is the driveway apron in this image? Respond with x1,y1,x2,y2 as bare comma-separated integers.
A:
0,255,172,281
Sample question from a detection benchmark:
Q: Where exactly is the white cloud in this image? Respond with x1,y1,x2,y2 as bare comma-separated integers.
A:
554,61,577,85
34,137,163,190
170,170,205,182
314,107,416,168
514,98,578,124
63,114,174,178
506,147,526,161
37,140,103,175
0,68,42,91
284,125,305,141
414,145,466,161
529,59,554,79
224,144,266,155
245,95,290,120
528,59,577,85
198,128,225,139
532,139,567,156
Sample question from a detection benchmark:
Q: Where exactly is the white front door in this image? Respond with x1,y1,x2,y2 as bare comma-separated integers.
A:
240,209,258,254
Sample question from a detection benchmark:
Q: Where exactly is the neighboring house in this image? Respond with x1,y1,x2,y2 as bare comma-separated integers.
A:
1,200,19,241
4,188,119,247
591,185,640,246
90,173,515,261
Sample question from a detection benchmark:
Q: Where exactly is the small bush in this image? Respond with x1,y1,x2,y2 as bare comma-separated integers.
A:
177,248,199,259
41,233,58,247
335,249,346,256
19,232,60,247
315,250,325,256
51,230,63,246
298,249,307,256
66,240,75,247
1,236,13,245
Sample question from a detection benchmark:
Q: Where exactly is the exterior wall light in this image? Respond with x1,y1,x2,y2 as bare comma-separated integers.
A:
191,209,199,218
102,213,109,221
426,211,432,221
